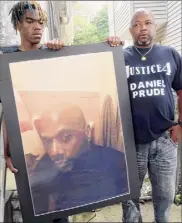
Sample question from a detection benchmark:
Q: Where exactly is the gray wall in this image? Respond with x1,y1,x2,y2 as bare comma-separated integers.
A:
108,1,182,54
133,1,167,24
108,1,168,41
161,1,182,54
112,1,131,37
0,1,19,47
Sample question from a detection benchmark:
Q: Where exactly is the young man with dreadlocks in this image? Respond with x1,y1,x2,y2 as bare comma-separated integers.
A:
2,1,68,222
4,0,64,52
3,0,65,171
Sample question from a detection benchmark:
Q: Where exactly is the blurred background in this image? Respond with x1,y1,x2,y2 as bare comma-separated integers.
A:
0,1,181,222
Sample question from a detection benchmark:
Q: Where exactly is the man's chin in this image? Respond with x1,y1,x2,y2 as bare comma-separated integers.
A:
30,39,42,45
54,160,73,172
137,39,151,46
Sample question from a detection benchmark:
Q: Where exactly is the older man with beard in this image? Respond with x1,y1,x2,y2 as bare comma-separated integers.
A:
107,8,182,223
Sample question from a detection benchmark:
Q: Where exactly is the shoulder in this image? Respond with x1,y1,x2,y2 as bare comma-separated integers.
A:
123,46,136,65
79,143,126,162
154,44,174,52
40,45,48,50
91,145,127,174
0,45,19,54
155,44,181,58
158,45,182,71
123,46,134,57
92,144,125,161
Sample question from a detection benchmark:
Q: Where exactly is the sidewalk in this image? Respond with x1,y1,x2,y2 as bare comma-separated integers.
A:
1,170,181,222
69,202,181,222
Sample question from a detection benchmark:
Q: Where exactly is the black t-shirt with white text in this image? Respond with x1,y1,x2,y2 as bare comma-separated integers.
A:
124,44,182,144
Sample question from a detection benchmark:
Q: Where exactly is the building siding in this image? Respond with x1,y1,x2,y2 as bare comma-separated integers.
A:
0,1,50,47
110,1,168,41
133,1,167,23
0,1,19,47
109,1,182,54
161,1,182,54
108,1,115,36
113,1,131,37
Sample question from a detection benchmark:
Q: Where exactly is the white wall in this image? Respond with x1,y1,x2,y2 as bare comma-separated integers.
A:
161,1,182,54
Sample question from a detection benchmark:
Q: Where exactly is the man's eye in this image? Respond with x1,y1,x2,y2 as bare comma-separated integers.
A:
26,20,33,24
64,135,72,142
42,138,52,145
39,21,44,25
60,133,72,143
134,24,139,27
146,22,152,25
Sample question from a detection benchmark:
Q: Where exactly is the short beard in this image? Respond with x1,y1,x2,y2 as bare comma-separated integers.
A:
135,37,153,47
55,158,74,173
139,40,150,45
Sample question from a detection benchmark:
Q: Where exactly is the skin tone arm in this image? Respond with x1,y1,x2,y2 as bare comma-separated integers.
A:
170,90,182,142
3,119,18,173
177,90,182,123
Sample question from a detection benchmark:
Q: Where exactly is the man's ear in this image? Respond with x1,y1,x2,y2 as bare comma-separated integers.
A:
32,116,41,132
85,121,94,141
16,22,21,31
129,27,132,36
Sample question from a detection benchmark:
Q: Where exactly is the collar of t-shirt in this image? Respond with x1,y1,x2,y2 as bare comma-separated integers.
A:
15,45,45,52
135,46,152,54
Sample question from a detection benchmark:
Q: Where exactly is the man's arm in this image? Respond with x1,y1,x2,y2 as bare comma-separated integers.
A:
44,39,64,50
177,90,182,123
106,36,125,47
175,90,182,142
2,119,18,173
170,89,182,143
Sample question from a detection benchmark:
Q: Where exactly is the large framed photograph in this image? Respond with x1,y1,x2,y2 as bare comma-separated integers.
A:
0,43,140,223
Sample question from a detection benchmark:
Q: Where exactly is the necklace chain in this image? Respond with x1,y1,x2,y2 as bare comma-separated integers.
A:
134,45,154,61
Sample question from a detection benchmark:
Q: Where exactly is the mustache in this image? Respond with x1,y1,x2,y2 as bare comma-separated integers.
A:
53,155,73,172
137,38,152,46
139,32,148,36
52,154,65,162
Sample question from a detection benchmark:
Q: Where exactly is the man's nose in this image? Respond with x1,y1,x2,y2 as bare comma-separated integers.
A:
140,24,147,31
51,140,64,155
33,22,41,30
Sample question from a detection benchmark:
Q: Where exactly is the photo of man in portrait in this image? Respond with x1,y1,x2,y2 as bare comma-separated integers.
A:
26,104,128,215
9,52,130,215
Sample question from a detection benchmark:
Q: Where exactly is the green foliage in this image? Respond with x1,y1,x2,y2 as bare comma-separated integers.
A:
92,5,109,41
174,194,182,206
73,5,109,45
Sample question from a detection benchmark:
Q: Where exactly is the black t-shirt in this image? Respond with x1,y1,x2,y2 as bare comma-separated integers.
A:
124,44,182,144
9,45,46,52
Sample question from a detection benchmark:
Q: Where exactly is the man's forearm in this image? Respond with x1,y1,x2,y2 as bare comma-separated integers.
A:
2,119,10,158
177,90,182,122
2,118,18,173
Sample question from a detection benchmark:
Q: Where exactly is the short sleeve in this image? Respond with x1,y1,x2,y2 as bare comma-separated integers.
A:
0,50,2,103
0,50,2,104
171,48,182,91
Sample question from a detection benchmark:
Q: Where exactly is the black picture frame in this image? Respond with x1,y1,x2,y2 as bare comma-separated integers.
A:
0,43,140,223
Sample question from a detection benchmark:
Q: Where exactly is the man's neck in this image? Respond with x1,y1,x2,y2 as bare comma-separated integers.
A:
19,42,41,51
134,42,154,49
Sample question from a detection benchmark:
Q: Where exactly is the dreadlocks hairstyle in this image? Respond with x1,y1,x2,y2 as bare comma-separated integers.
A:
9,1,48,31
